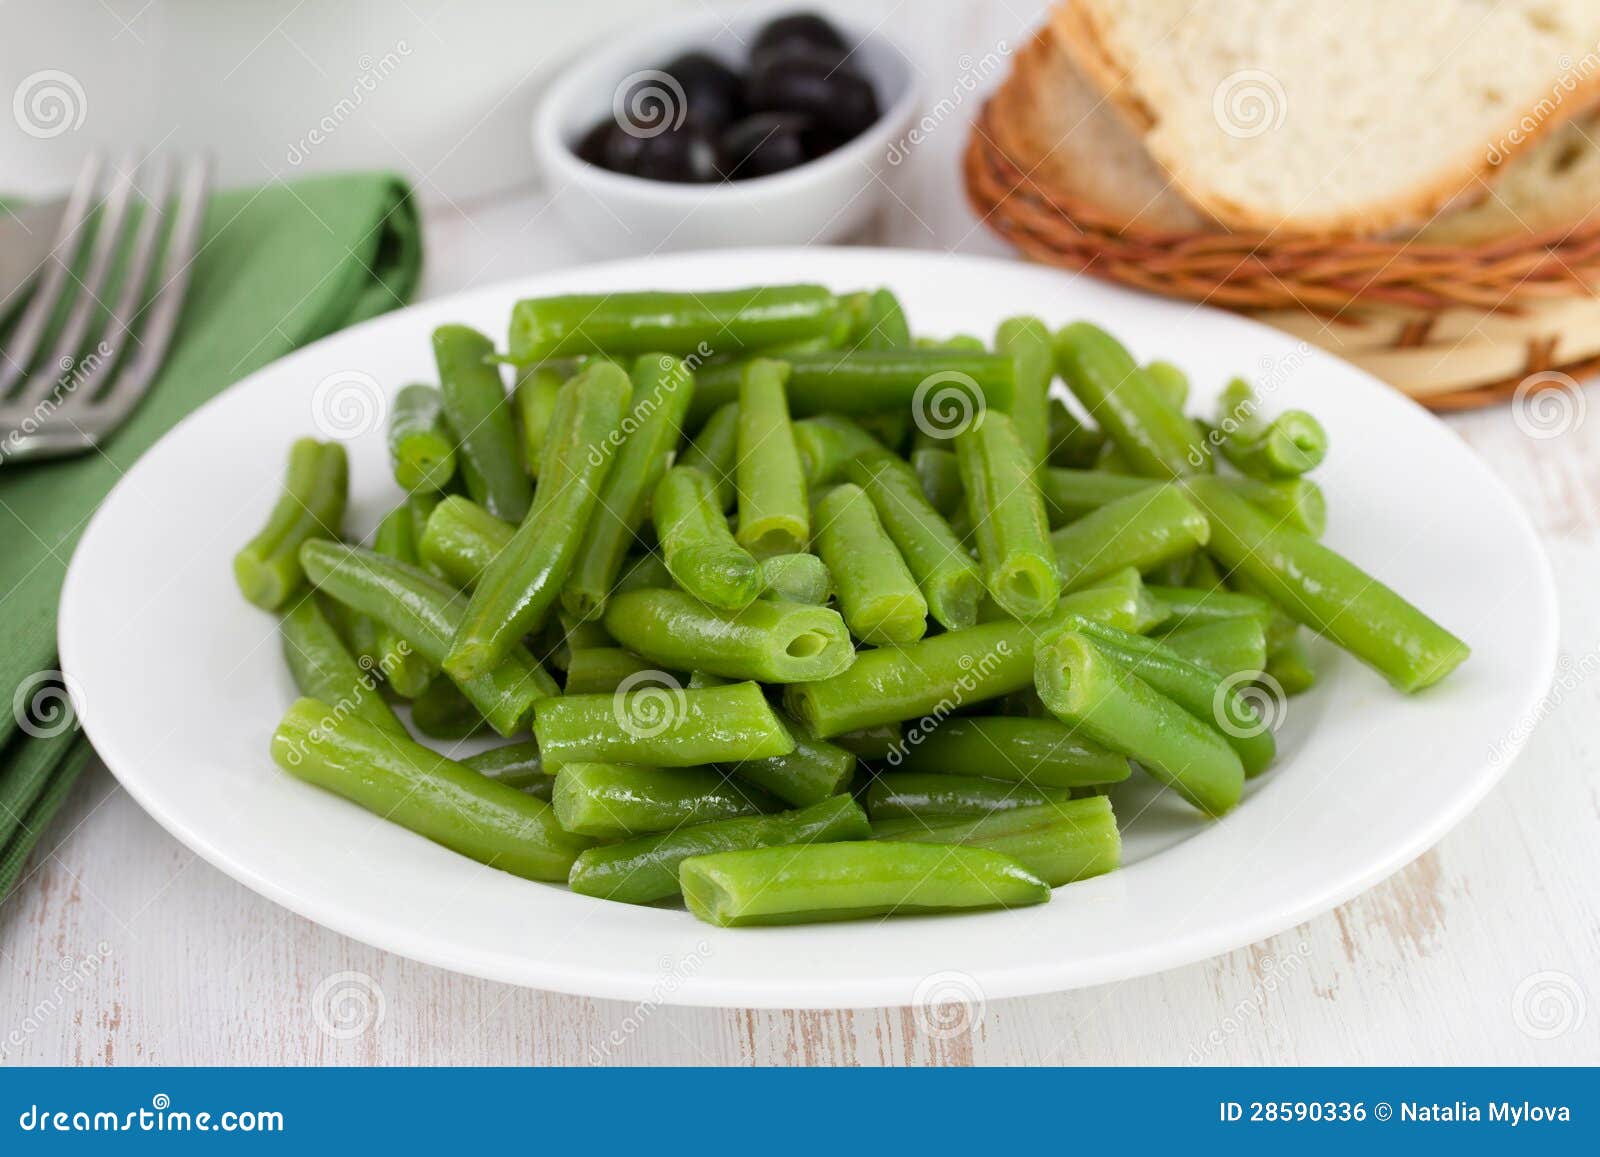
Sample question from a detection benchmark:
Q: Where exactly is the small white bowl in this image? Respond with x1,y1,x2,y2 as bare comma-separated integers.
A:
533,4,919,257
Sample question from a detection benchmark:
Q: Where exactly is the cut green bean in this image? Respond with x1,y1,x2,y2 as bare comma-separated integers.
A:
956,411,1058,620
1053,322,1206,479
846,451,983,631
409,676,489,739
736,357,809,555
1047,397,1107,469
418,496,514,590
872,796,1120,887
652,465,761,610
1143,360,1189,411
994,316,1053,470
509,285,839,363
884,715,1129,787
234,438,348,610
814,482,927,644
271,698,588,881
388,384,457,493
1267,631,1318,696
846,288,912,350
512,362,569,478
279,596,408,740
604,587,854,683
1035,631,1244,816
1184,476,1468,691
865,773,1080,821
534,680,795,768
569,794,869,904
562,353,696,621
1213,378,1328,479
679,842,1049,926
1040,467,1155,527
719,727,856,807
1050,483,1210,592
460,740,546,790
563,647,658,695
1162,617,1269,679
834,724,902,761
679,402,739,511
911,447,964,517
1147,585,1272,633
552,762,781,839
793,414,883,486
433,324,532,522
299,539,557,738
614,552,674,596
1220,475,1326,537
759,552,831,604
446,362,632,681
372,504,437,698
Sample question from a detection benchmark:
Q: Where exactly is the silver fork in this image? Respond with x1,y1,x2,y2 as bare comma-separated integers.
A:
0,152,209,463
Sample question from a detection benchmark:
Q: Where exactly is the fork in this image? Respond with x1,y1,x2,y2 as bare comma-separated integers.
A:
0,152,209,463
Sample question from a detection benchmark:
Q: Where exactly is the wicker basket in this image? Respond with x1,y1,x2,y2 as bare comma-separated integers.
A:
963,31,1600,407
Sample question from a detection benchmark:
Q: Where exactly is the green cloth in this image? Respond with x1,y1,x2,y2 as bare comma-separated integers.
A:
0,174,422,902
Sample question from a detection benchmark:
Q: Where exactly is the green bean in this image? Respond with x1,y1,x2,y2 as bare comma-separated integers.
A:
551,762,781,839
792,414,882,486
1050,484,1210,592
719,727,856,807
433,324,533,522
833,723,902,761
388,384,457,493
1161,616,1269,679
569,794,868,904
1266,631,1317,695
872,796,1121,886
446,362,632,681
563,647,659,694
460,740,546,790
1213,379,1328,479
1183,476,1468,691
1064,618,1275,776
534,680,795,768
509,285,839,362
847,288,911,350
322,592,384,674
604,588,853,683
652,465,760,609
884,716,1129,787
418,496,514,590
1147,585,1272,633
855,410,912,453
759,552,831,604
409,677,490,739
512,362,569,478
614,552,674,596
372,505,437,697
784,574,1158,737
736,357,809,555
956,411,1058,620
279,596,408,740
679,402,739,511
994,316,1053,470
1040,468,1155,527
1053,322,1206,478
271,698,588,881
916,334,986,351
846,452,983,631
1220,475,1326,537
679,841,1049,926
1035,632,1244,816
1047,397,1107,469
911,447,964,517
1143,360,1189,411
865,773,1080,821
234,438,348,610
562,354,696,621
814,482,927,644
299,539,557,738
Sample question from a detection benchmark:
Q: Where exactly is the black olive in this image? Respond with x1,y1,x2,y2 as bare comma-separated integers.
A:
800,126,852,162
746,51,880,138
573,118,615,168
600,120,648,174
661,51,744,129
751,12,850,68
721,113,813,178
631,122,723,183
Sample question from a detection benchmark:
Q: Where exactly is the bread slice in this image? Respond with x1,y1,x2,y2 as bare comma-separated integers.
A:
1051,0,1600,235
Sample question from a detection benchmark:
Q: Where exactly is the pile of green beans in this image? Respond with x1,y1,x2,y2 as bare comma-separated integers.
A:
238,283,1469,929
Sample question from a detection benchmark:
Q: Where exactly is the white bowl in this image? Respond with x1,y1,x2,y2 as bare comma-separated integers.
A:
532,4,919,257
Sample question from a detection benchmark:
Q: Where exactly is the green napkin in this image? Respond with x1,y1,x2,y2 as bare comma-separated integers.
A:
0,174,422,902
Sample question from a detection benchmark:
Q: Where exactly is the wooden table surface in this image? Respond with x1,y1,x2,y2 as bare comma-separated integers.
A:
3,1,1597,1066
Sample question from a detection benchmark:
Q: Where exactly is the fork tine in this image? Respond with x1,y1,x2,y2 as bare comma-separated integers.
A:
0,152,103,398
12,154,140,410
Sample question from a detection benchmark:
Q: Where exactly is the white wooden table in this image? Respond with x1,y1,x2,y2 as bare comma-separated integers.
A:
3,0,1598,1066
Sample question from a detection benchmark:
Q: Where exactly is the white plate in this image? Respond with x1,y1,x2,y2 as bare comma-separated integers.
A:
59,249,1557,1008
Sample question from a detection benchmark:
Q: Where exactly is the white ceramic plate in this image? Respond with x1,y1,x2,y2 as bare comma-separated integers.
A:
59,249,1556,1008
